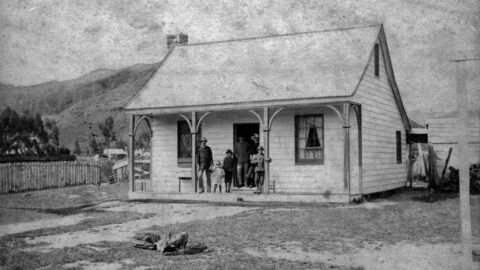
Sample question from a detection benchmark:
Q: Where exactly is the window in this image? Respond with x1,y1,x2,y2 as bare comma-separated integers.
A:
374,43,380,77
177,121,201,165
295,114,324,164
396,130,402,163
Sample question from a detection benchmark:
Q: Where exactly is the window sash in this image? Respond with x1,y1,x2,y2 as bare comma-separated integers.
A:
177,121,201,165
295,114,324,164
396,130,402,163
374,43,380,77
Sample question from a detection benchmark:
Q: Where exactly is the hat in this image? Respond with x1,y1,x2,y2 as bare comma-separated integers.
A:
251,133,259,140
226,149,233,154
257,146,264,150
200,137,208,142
215,160,222,165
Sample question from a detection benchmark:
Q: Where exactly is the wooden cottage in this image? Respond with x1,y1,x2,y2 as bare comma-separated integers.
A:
124,25,411,203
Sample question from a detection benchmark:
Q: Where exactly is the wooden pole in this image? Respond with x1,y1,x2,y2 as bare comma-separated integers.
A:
72,162,74,186
455,59,473,266
8,165,10,192
128,115,135,193
428,145,436,189
263,107,270,194
48,163,51,188
343,103,351,200
10,165,13,192
407,143,413,188
357,105,363,196
1,165,4,193
21,164,25,191
191,111,197,193
441,147,453,180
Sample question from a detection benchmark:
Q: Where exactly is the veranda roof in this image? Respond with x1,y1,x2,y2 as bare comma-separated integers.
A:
125,25,381,111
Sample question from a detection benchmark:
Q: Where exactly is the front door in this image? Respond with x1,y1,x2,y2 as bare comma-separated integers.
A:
233,123,259,188
233,123,260,149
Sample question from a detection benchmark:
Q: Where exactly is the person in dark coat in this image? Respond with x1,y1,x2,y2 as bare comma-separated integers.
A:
235,136,250,187
196,137,213,193
247,133,259,187
223,149,235,192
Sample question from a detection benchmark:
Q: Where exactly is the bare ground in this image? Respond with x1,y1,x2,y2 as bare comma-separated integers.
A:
0,183,479,269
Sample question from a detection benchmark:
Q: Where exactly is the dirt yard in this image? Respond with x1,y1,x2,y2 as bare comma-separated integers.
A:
0,183,479,269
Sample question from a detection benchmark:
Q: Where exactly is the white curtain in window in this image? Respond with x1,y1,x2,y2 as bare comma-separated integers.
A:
296,115,323,160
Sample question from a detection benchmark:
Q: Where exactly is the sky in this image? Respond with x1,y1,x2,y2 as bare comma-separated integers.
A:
0,0,478,122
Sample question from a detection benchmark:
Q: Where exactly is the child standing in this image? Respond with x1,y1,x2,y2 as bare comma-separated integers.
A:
251,146,271,194
212,160,224,193
223,149,235,193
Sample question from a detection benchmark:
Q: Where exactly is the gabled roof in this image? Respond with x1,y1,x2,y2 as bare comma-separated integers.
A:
125,24,411,130
125,25,381,110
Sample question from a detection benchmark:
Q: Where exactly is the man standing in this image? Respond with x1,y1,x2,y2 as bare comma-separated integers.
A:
247,133,260,187
235,136,250,187
196,137,213,193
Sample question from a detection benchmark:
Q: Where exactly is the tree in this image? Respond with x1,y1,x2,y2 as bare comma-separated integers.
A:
99,116,115,148
44,118,52,130
0,107,66,157
44,117,59,146
58,146,71,156
74,139,82,155
89,136,100,154
50,126,59,146
34,113,43,134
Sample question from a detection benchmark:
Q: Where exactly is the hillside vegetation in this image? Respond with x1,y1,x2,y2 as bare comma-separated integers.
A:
0,62,159,150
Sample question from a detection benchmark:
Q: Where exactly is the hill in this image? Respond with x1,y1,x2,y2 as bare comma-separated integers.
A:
0,62,160,150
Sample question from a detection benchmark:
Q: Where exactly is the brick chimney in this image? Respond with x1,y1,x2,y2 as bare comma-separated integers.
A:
166,33,188,49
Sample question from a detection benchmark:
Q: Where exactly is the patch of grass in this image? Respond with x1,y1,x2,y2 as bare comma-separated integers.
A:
2,241,347,270
1,188,478,269
0,182,128,210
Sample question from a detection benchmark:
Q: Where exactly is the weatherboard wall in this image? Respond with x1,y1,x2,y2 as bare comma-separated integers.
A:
353,40,408,194
149,108,355,195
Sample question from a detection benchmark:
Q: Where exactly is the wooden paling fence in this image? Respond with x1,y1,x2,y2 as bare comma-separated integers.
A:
0,161,104,194
111,159,152,192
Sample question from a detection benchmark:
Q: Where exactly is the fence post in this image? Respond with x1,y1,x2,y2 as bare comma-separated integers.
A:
13,163,16,192
48,163,51,188
10,165,13,192
10,164,14,192
96,162,99,185
1,164,3,193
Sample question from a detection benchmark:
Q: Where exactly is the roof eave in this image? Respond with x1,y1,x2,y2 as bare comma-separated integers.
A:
124,96,355,115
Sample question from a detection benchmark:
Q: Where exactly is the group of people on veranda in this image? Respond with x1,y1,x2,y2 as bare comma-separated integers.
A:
196,134,271,194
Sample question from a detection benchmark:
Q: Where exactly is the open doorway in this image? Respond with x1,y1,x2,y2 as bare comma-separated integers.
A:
233,123,260,149
233,123,260,190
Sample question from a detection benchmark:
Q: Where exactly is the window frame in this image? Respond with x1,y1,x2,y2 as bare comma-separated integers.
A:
396,130,402,164
294,114,325,165
374,43,380,77
177,120,201,167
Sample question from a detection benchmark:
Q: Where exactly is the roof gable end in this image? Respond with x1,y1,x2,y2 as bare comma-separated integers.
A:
377,25,411,131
